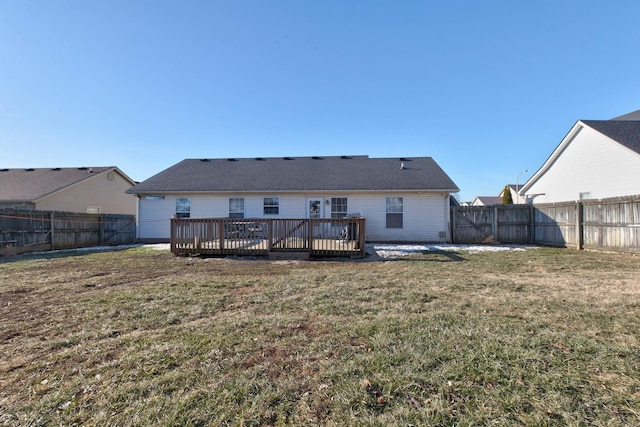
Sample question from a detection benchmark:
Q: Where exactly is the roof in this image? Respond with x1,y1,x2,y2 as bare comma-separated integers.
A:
127,156,459,194
0,167,133,203
581,120,640,155
611,109,640,121
472,196,503,206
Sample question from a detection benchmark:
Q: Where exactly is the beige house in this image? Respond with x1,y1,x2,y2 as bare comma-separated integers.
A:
0,166,137,215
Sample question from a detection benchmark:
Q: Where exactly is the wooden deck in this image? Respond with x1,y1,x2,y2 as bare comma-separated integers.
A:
171,218,366,258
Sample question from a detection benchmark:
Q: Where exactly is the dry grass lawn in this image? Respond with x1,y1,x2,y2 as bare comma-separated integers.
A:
0,245,639,426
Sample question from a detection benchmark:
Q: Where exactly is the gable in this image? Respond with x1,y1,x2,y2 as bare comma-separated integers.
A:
0,167,135,203
128,156,459,194
581,120,640,156
520,120,640,195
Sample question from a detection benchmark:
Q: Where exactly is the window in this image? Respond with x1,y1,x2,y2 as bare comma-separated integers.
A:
386,197,403,228
263,197,279,215
331,197,348,219
145,195,165,200
176,197,191,218
229,198,245,218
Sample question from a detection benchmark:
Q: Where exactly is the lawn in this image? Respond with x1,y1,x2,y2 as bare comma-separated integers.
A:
0,245,639,426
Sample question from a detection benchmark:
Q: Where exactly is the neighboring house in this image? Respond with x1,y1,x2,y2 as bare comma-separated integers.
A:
498,184,528,204
470,196,502,206
520,110,640,204
0,167,137,215
126,155,459,242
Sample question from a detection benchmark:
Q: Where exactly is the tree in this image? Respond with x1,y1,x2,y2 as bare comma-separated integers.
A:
502,185,513,204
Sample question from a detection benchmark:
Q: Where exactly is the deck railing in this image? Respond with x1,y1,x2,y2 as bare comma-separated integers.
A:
171,217,366,258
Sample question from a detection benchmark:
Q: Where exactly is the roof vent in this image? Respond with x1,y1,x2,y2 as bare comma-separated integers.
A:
227,158,238,162
25,168,34,171
51,168,61,171
255,157,265,161
341,156,352,159
283,157,294,160
400,162,405,169
200,158,210,162
0,168,9,172
312,156,323,160
78,167,88,170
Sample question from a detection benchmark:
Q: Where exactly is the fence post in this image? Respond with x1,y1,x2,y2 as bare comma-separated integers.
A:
99,214,105,245
450,207,455,244
50,211,55,250
529,204,535,244
576,201,583,250
492,206,499,242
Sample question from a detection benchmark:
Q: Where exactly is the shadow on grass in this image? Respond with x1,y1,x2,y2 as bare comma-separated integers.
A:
387,250,467,263
0,245,140,264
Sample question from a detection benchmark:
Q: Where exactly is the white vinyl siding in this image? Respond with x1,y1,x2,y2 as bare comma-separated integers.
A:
526,125,640,203
136,193,449,242
348,193,447,241
138,197,174,239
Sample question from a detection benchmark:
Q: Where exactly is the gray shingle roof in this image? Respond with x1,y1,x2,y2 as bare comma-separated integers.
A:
582,120,640,155
128,156,459,194
0,167,116,202
473,196,503,206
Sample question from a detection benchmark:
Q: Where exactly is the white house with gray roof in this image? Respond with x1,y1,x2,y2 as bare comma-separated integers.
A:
520,111,640,204
127,155,459,242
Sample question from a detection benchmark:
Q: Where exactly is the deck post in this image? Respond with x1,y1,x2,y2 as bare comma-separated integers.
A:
170,218,175,254
218,219,224,252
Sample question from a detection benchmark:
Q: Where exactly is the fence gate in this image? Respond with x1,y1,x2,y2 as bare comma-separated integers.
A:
451,207,494,244
451,205,533,244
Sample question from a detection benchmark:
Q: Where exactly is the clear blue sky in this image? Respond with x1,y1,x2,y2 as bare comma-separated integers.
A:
1,1,639,202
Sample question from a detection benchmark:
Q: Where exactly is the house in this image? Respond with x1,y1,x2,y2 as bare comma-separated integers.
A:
498,184,528,204
0,167,137,215
470,196,502,206
520,110,640,204
126,155,459,242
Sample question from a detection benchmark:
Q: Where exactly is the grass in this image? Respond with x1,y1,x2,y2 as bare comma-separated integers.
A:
1,245,639,426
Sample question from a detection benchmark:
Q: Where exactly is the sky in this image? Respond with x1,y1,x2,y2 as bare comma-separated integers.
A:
1,1,639,202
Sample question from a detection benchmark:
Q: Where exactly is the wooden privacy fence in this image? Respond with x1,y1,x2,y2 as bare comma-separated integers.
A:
0,209,136,256
171,217,366,258
451,195,640,252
